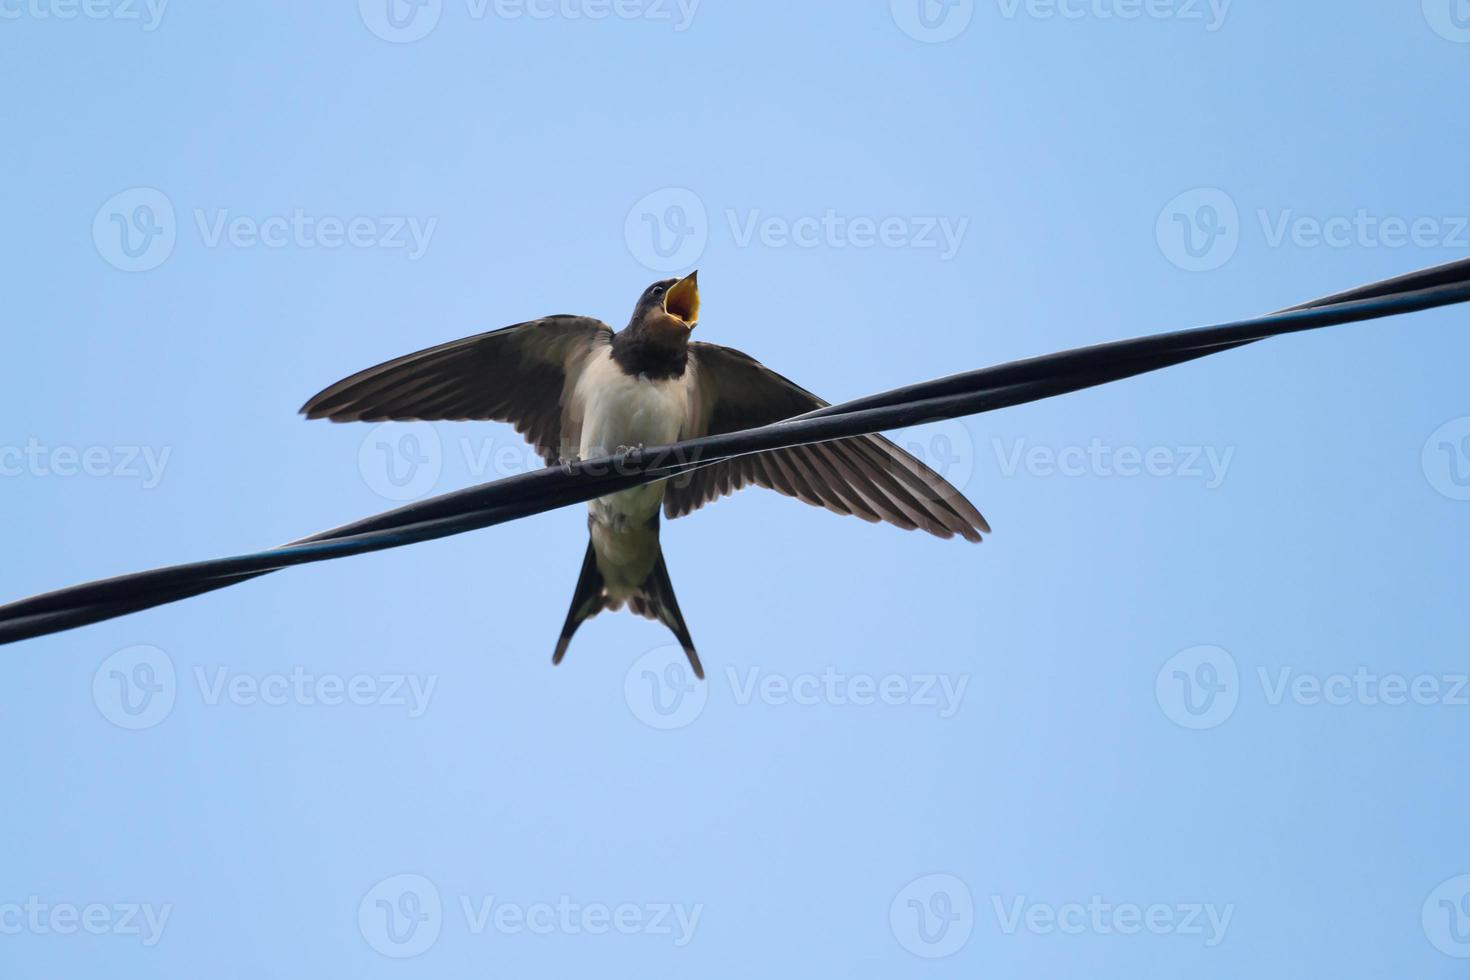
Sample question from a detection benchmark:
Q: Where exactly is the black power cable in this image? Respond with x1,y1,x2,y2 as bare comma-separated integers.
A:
2,258,1467,647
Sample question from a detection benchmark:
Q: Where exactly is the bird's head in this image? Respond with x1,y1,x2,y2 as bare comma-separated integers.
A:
629,271,700,342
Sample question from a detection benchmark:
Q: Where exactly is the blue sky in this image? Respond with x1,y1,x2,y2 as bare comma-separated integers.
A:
3,2,1470,976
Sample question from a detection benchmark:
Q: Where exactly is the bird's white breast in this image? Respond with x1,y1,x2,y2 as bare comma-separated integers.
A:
574,352,693,531
575,353,691,459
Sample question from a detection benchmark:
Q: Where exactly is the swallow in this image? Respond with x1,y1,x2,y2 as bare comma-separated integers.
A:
300,272,989,678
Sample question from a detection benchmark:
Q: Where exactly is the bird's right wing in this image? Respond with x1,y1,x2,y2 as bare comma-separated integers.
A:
667,342,990,542
300,315,613,465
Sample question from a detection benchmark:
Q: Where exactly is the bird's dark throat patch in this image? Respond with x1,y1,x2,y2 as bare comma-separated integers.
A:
609,329,690,381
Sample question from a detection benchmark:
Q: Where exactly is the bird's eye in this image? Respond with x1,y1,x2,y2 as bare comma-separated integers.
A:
652,285,666,296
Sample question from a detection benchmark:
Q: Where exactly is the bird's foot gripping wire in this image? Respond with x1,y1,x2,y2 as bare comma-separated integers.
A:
613,444,647,473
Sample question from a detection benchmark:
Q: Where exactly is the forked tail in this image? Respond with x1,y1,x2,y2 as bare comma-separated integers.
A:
553,539,704,679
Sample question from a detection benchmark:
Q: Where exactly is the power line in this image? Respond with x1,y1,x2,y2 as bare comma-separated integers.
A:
3,258,1467,646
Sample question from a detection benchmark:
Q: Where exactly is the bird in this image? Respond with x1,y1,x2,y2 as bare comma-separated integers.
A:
299,272,989,679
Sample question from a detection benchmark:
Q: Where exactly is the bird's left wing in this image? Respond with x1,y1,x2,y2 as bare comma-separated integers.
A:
667,342,990,542
300,315,612,465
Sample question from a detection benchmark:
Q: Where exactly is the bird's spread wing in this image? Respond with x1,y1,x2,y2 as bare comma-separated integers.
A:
668,342,990,542
300,315,612,465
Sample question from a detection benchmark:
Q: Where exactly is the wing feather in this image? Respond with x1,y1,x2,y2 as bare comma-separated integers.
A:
668,342,989,541
300,315,612,465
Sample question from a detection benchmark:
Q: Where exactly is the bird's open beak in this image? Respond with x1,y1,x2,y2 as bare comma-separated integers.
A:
664,271,700,327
